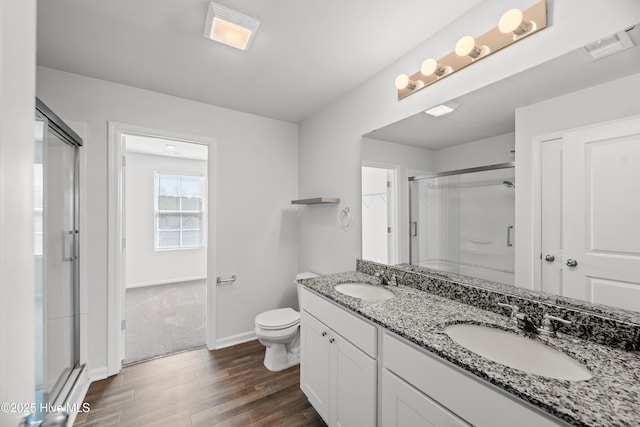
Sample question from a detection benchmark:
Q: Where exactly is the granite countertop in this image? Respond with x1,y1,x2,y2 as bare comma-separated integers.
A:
300,271,640,427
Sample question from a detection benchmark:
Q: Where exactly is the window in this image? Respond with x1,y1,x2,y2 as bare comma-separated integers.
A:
155,173,205,249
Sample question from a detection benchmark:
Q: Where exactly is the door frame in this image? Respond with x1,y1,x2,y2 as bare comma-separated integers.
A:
107,122,217,376
361,162,399,265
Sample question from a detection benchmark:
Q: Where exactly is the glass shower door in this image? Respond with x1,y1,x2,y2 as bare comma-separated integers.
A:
409,165,515,285
34,107,80,420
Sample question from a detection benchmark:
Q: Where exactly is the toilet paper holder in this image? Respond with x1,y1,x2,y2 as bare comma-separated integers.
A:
216,275,237,284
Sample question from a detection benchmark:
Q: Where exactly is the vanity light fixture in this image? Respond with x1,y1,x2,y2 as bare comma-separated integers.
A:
424,102,459,117
204,2,260,51
395,0,547,100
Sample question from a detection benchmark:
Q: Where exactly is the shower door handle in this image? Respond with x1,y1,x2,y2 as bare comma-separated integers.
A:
506,226,514,247
62,230,77,262
411,221,418,237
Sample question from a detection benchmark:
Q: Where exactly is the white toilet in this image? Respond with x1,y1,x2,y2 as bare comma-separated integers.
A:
255,272,318,371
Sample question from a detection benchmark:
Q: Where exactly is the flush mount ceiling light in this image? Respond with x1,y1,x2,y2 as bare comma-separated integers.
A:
395,0,547,100
424,102,460,117
204,2,260,51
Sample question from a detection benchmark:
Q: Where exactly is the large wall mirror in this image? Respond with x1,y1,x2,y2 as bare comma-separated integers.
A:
361,24,640,314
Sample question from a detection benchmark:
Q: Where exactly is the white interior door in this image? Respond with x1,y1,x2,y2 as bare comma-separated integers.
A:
561,116,640,311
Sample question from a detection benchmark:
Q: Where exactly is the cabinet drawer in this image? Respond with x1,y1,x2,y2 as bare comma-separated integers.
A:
383,333,563,427
382,369,470,427
301,287,377,357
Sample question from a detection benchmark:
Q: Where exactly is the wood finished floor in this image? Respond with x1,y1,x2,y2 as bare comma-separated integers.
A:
74,340,326,427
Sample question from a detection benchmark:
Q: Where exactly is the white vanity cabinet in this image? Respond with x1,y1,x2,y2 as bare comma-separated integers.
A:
300,288,377,426
382,333,565,427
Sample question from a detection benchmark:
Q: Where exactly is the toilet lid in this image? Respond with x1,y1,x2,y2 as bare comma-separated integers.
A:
255,308,300,330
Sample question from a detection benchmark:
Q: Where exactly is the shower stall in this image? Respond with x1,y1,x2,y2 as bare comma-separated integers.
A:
34,99,83,423
409,163,515,285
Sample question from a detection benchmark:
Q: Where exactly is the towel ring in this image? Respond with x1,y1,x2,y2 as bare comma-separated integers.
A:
339,207,352,231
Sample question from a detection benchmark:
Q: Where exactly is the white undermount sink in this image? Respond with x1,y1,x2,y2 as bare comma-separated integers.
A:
444,323,592,381
334,283,395,300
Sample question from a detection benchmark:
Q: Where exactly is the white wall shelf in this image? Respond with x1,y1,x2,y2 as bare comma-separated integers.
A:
291,197,340,205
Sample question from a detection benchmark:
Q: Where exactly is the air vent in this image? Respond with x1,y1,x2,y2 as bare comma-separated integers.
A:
584,30,634,61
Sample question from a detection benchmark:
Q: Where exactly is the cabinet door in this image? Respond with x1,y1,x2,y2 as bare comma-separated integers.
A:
330,331,377,427
300,311,331,423
382,369,470,427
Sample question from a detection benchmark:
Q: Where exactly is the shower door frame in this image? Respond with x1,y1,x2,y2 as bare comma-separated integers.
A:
35,98,85,414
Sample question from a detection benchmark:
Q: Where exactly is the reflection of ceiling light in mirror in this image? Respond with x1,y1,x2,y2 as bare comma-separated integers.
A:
584,30,634,61
425,102,459,117
165,144,176,150
204,2,260,51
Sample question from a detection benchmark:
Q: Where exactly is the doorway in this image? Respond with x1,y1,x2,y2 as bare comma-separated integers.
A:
122,135,209,364
361,165,397,265
108,123,216,374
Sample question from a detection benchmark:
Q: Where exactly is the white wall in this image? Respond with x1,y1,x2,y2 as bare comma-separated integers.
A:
298,0,640,275
515,72,640,290
36,66,299,374
432,133,515,172
125,152,207,287
0,0,37,424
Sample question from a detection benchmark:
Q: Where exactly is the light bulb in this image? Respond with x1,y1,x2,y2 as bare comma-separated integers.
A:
455,35,487,59
421,58,449,77
395,74,410,90
394,74,424,91
499,9,533,36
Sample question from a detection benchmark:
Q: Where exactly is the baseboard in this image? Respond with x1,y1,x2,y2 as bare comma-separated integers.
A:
126,276,207,289
88,366,108,382
215,330,257,349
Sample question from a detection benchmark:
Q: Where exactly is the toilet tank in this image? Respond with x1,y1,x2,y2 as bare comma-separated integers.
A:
294,272,318,310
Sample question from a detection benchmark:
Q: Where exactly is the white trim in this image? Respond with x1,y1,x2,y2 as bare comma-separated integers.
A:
108,121,217,375
215,331,257,350
65,368,90,426
126,276,207,289
87,367,108,382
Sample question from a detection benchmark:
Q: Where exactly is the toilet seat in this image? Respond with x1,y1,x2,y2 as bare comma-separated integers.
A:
255,308,300,330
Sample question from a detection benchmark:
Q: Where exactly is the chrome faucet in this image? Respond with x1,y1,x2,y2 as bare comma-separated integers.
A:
499,303,537,332
537,313,572,338
499,303,571,337
374,269,397,286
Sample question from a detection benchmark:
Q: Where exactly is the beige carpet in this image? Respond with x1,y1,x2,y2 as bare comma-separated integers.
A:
124,279,206,364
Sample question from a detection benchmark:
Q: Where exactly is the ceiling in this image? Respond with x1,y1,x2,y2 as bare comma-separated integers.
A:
365,25,640,150
125,134,208,161
36,0,483,123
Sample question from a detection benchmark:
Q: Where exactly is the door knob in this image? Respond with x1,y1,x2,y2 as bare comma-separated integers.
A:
544,254,555,262
321,332,327,337
329,338,335,344
566,259,578,267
